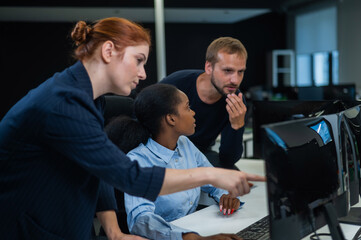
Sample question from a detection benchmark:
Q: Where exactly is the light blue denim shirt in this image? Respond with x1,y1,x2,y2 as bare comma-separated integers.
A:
124,136,244,240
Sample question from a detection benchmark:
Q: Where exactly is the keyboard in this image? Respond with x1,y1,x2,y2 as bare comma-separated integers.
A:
236,215,270,240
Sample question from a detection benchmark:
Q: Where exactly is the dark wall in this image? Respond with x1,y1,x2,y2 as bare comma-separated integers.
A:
234,12,287,90
165,23,234,73
0,12,286,119
0,22,75,119
137,12,287,93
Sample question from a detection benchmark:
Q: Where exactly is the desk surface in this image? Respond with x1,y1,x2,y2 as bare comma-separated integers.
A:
172,159,361,239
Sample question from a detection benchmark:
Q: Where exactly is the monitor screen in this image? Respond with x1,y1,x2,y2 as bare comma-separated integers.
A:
262,115,345,239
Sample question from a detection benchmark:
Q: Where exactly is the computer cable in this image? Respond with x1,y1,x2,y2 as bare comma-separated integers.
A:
308,213,321,240
310,233,331,240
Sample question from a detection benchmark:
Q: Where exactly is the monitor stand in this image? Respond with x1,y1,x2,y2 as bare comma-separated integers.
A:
323,202,346,240
338,207,361,226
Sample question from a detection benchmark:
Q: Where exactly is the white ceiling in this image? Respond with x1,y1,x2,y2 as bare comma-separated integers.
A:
0,6,270,23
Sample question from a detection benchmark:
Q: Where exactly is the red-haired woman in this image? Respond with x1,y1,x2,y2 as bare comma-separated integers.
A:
0,17,264,240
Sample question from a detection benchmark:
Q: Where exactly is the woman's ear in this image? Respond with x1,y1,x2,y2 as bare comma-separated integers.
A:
101,40,115,63
165,114,176,126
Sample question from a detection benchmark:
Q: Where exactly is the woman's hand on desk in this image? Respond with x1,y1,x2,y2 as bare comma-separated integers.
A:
209,168,266,197
183,232,242,240
219,194,240,215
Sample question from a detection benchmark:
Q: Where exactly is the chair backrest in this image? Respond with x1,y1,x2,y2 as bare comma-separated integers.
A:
102,95,135,234
103,95,135,126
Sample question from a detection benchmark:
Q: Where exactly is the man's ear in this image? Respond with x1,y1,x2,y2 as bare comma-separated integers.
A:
101,40,115,63
205,61,213,75
165,114,176,126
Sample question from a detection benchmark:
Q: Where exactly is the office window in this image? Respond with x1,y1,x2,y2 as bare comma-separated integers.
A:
296,55,312,86
313,52,329,86
332,51,339,84
295,6,337,86
296,51,339,87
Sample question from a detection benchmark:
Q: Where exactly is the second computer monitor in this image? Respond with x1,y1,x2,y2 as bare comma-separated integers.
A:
252,100,359,159
338,104,361,225
253,100,323,159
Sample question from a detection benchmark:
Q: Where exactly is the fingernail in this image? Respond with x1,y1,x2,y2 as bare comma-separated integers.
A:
223,209,226,215
228,209,231,215
220,205,222,211
231,209,234,214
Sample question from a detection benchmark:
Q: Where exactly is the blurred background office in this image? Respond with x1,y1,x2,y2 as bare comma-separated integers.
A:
0,0,360,120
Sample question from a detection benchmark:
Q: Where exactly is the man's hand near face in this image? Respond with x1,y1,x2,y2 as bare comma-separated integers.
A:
225,92,247,130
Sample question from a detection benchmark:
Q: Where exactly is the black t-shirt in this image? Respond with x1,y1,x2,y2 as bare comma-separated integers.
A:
160,69,245,166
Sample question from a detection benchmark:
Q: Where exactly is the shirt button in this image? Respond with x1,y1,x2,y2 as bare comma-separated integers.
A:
190,201,193,205
175,159,179,162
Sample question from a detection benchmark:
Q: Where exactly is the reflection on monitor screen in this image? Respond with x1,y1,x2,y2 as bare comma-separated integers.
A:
263,115,345,239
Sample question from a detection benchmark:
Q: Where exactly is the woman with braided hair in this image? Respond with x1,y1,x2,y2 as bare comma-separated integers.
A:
0,17,264,240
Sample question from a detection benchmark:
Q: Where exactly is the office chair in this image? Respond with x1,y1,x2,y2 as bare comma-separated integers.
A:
94,95,135,237
103,95,135,126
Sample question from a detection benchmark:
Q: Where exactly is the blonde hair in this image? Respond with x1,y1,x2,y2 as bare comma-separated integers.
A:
206,37,247,66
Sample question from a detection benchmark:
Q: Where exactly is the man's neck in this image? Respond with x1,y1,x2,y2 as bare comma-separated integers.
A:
196,73,223,104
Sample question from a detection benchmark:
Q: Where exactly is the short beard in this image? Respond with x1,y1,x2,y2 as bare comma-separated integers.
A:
210,74,227,97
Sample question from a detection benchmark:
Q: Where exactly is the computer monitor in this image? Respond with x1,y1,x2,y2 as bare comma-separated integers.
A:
252,100,359,159
338,104,361,225
324,84,356,101
296,84,356,101
271,86,298,100
262,115,346,239
298,86,324,100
